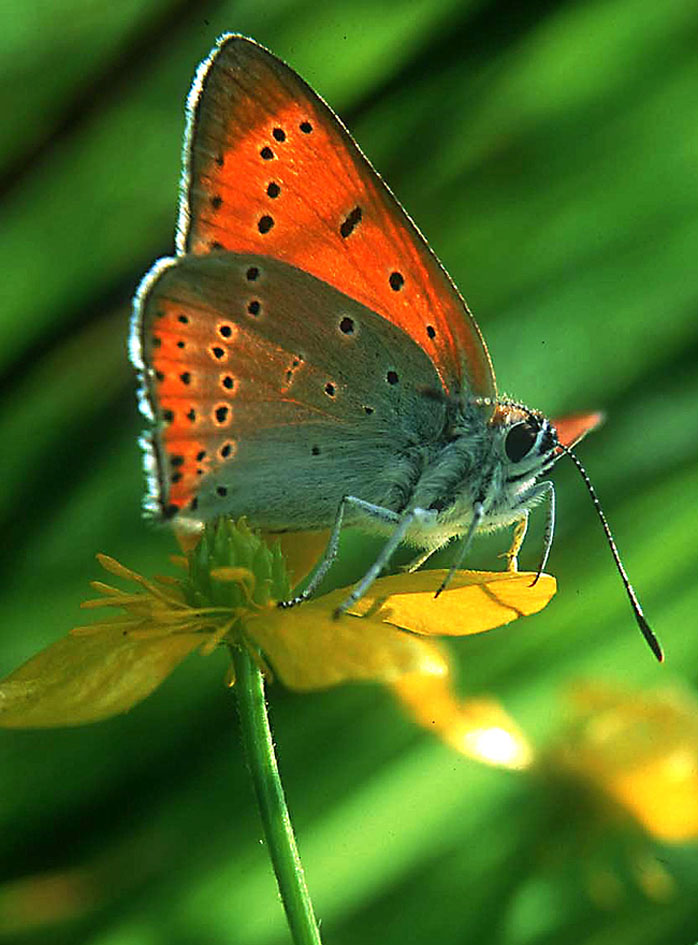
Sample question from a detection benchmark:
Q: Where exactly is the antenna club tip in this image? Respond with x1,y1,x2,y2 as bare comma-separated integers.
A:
637,614,664,663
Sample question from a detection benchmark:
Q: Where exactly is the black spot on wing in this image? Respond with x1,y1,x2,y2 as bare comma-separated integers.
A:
340,206,362,238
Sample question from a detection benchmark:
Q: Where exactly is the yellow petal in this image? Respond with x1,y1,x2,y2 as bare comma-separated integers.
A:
609,752,698,842
245,569,554,692
246,604,449,691
0,628,202,727
556,683,698,843
392,672,533,769
344,570,557,636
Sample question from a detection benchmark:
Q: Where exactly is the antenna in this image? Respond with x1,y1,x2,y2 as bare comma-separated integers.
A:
561,445,664,663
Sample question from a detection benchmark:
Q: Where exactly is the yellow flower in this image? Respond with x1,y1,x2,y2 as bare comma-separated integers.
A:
392,672,533,769
538,681,698,904
550,681,698,844
0,519,555,764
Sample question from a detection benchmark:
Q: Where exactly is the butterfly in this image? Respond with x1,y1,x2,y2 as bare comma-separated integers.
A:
131,34,662,660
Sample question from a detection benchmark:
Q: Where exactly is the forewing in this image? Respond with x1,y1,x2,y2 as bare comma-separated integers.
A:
552,411,604,449
178,34,496,402
134,252,448,529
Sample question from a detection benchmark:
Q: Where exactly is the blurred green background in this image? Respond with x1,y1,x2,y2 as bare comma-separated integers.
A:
1,0,697,943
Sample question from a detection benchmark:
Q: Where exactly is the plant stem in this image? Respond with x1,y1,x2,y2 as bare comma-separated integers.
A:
231,643,322,945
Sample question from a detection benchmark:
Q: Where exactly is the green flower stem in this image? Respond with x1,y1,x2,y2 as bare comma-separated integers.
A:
231,642,322,945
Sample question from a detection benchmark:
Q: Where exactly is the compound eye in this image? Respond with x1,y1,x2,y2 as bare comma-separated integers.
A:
505,419,539,462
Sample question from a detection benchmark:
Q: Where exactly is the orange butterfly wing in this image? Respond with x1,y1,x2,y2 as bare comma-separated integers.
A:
177,34,496,401
552,411,604,449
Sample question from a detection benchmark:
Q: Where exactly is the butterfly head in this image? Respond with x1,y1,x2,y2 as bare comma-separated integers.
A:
480,400,560,509
493,401,558,473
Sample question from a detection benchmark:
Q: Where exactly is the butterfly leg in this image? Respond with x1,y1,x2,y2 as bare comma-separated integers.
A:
530,481,555,586
334,506,436,617
402,547,437,573
434,501,486,598
278,496,400,609
505,514,529,573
